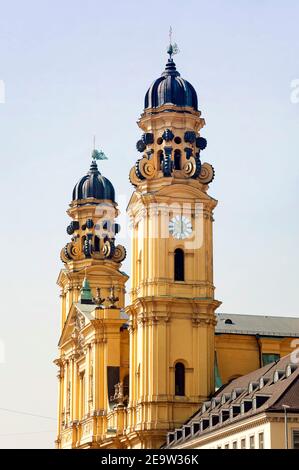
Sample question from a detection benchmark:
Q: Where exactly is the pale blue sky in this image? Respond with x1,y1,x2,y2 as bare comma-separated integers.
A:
0,0,298,448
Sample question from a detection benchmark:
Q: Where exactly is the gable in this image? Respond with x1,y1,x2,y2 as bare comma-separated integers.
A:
58,303,95,348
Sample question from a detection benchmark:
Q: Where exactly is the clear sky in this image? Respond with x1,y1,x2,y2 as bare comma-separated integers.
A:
0,0,298,448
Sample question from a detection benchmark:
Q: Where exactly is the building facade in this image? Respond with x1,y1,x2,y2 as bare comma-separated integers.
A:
54,49,299,449
215,313,299,386
165,354,299,449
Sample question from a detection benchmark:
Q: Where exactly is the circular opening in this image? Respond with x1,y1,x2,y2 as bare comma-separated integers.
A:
174,136,181,144
157,137,163,145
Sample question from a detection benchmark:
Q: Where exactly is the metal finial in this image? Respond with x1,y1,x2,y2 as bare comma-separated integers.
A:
93,287,105,308
108,285,119,309
167,26,179,59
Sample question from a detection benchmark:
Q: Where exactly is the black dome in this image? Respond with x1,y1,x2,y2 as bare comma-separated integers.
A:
144,58,198,110
72,160,115,202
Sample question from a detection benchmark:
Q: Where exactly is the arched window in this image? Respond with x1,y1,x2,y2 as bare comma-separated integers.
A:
123,374,129,405
174,150,181,170
158,150,164,169
94,236,100,252
174,248,184,281
175,362,185,396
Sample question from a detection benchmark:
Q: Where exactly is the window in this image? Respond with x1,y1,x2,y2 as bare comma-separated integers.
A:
217,446,222,449
174,249,184,281
224,443,229,449
293,430,299,449
255,395,270,408
123,375,129,406
273,370,284,383
241,438,246,449
175,362,185,396
215,351,222,390
174,150,181,170
249,435,255,449
158,150,164,169
262,353,280,366
79,372,85,420
258,432,264,449
232,441,238,449
94,235,100,251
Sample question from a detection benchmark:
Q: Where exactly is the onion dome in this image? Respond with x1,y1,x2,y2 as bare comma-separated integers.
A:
144,58,198,110
72,160,115,202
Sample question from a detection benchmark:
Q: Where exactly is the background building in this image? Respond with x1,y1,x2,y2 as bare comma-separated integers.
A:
165,354,299,449
215,313,299,386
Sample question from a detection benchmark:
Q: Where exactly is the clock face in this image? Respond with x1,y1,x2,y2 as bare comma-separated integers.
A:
169,215,192,240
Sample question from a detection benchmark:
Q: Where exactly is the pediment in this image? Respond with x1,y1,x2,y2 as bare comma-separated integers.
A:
58,302,95,348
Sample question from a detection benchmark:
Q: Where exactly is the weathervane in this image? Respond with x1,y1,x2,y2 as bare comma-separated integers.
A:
167,26,179,59
92,135,108,161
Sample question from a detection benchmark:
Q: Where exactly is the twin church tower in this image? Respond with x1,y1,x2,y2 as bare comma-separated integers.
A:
55,49,220,449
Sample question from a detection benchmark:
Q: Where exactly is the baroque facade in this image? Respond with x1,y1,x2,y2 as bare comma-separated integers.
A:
54,50,299,449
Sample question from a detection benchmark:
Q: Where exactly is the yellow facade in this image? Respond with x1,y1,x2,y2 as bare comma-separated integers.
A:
55,53,298,449
55,181,130,448
216,335,297,385
124,101,221,448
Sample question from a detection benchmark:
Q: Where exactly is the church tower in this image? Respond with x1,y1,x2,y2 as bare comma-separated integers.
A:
55,154,128,448
125,49,221,448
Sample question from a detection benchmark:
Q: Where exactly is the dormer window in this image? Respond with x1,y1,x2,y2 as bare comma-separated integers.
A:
210,414,219,427
192,422,200,435
255,395,270,408
201,418,210,431
220,409,230,423
230,405,241,419
286,363,297,378
241,400,253,414
259,376,270,389
201,401,211,413
273,370,284,383
248,382,259,394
